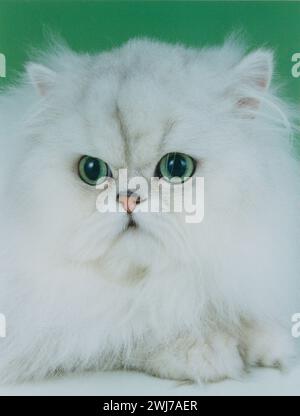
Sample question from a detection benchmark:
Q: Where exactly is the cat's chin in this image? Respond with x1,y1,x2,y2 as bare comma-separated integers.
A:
113,223,160,259
90,227,158,283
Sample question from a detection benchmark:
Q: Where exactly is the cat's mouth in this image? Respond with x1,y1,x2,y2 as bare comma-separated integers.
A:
126,215,137,230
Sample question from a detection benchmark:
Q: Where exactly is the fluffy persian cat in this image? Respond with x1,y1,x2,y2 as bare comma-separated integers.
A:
0,38,299,384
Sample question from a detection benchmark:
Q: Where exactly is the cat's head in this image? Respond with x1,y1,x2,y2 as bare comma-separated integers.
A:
14,38,275,273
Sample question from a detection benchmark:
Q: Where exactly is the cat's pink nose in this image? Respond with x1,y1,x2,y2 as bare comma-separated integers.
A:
117,191,140,214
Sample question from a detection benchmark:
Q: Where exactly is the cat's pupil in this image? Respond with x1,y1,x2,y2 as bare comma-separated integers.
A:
167,155,187,177
84,158,101,181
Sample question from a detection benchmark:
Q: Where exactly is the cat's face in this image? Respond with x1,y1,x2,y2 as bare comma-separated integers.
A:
17,39,272,271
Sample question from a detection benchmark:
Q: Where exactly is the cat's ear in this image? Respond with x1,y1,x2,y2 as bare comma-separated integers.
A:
231,49,273,110
26,63,57,96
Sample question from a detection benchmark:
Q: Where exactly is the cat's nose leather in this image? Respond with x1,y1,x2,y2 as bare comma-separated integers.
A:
117,191,141,214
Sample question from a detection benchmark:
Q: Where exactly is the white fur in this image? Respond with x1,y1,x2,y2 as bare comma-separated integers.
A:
0,38,299,384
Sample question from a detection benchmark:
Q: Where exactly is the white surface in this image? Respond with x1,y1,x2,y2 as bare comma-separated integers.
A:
0,364,300,396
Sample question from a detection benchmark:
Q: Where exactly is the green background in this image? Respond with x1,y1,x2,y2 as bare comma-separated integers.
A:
0,0,300,102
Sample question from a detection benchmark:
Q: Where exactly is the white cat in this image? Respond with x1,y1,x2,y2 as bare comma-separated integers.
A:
0,37,299,384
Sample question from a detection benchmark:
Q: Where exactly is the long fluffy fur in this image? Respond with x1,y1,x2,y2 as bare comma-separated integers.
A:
0,37,299,383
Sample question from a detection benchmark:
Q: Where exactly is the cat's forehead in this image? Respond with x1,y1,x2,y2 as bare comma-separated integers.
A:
81,74,179,170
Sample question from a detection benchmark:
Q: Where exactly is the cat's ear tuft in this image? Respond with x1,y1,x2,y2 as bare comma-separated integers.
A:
232,49,273,110
26,63,57,96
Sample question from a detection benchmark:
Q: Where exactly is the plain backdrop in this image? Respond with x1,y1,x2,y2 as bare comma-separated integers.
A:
0,1,300,101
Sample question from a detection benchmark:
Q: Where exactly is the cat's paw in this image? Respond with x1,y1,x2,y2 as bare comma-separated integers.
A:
142,333,244,383
187,334,244,383
240,323,295,370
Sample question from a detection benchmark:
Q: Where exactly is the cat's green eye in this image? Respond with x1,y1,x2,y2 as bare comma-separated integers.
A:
155,152,196,183
78,156,112,186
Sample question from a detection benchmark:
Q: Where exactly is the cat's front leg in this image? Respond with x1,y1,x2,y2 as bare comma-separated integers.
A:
240,320,295,370
130,332,244,383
